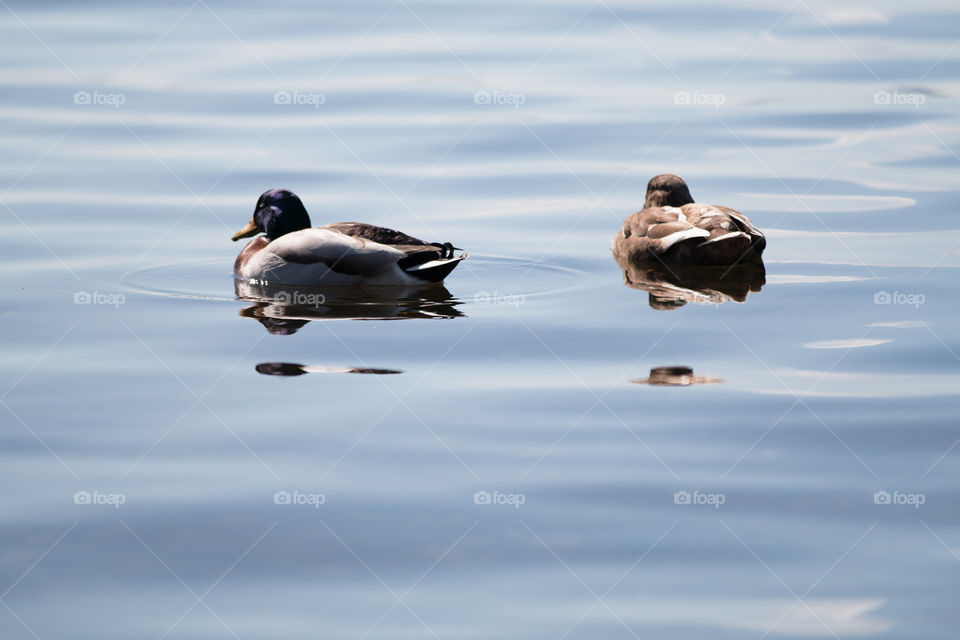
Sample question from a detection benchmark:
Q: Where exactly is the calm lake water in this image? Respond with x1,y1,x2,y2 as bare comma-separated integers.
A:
2,1,959,638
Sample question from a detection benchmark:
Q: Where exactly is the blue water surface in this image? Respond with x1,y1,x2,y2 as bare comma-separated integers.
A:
1,1,959,638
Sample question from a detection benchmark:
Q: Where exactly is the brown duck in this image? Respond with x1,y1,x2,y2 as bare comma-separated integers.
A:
612,174,765,266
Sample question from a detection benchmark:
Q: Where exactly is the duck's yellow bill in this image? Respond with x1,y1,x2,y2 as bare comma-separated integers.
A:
231,219,259,242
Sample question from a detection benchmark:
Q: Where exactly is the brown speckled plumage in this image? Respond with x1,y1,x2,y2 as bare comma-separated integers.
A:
612,174,765,266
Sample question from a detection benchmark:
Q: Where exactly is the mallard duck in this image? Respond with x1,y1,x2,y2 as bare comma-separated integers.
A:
612,174,765,266
255,362,402,376
232,189,467,286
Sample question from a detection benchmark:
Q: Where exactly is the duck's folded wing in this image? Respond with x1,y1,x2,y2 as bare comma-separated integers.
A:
717,206,765,241
681,204,766,260
266,228,406,276
683,204,764,238
619,209,708,252
322,222,430,247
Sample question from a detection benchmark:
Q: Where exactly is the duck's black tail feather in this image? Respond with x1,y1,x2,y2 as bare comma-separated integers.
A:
427,242,463,259
401,253,468,283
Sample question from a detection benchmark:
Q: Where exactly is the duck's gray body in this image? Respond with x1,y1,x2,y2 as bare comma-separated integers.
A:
232,189,466,286
235,226,465,286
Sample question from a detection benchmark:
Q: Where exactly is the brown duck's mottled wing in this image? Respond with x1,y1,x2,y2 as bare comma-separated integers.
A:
682,204,763,238
619,207,680,238
678,203,765,263
323,222,430,246
613,204,765,265
613,207,709,263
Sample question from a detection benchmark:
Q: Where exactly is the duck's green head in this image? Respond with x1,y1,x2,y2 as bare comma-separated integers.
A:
231,188,312,241
644,174,694,209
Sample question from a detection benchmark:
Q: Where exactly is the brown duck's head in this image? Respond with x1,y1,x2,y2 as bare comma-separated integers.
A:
644,174,694,208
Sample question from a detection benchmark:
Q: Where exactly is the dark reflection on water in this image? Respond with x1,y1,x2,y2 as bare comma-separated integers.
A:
613,253,766,310
255,362,404,376
632,366,724,386
235,279,465,334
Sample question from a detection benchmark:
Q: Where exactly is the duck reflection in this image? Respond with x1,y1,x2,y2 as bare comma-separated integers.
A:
614,254,766,310
256,362,403,376
632,366,723,386
236,280,465,335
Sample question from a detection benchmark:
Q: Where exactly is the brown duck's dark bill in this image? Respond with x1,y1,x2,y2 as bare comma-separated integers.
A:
231,219,259,241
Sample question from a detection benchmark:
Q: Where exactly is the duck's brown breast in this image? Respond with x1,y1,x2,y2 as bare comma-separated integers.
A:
234,236,269,274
